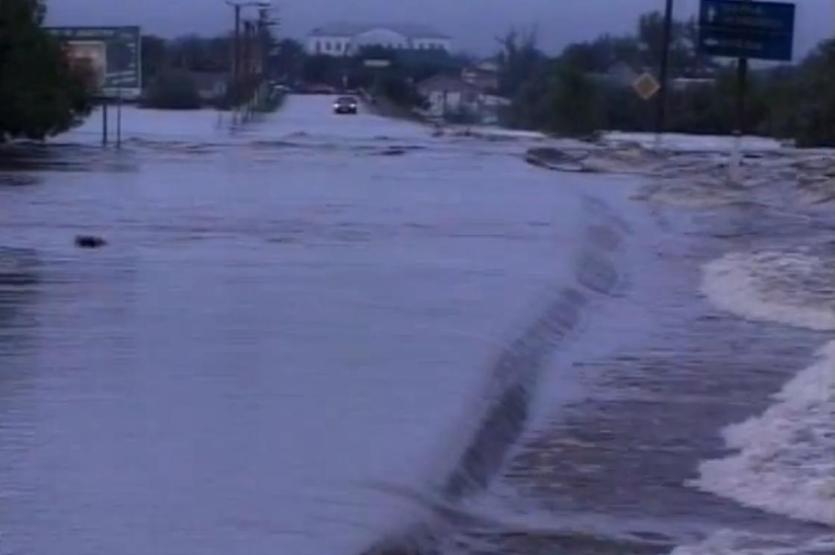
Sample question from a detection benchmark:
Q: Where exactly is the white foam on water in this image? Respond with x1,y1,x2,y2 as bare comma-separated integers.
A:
691,340,835,526
601,132,783,153
645,183,746,208
683,250,835,554
701,251,835,331
669,530,835,555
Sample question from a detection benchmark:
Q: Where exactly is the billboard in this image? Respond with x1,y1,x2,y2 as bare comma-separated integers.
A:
47,26,142,98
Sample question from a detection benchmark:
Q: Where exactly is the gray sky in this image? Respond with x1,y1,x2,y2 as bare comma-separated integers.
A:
45,0,834,58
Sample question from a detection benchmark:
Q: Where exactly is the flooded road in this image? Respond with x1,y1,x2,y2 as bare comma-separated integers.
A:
1,97,832,555
0,96,606,555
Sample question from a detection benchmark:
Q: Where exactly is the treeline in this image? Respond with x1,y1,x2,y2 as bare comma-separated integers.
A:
141,30,281,111
141,35,241,109
0,0,92,141
139,34,451,110
498,12,835,147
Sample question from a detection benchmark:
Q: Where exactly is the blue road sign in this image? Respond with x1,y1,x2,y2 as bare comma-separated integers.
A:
699,0,795,61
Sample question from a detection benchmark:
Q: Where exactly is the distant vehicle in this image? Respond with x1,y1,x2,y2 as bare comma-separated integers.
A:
333,96,359,115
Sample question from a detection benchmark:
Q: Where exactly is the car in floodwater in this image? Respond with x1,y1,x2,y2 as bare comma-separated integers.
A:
333,96,359,115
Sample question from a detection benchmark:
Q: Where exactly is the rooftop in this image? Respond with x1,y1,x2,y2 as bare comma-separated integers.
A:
309,23,450,40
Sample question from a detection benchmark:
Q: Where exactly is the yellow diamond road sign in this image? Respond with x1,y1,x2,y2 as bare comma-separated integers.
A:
633,72,661,101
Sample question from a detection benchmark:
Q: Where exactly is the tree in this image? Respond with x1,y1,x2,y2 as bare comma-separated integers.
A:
141,35,168,83
272,38,306,84
170,35,231,72
143,70,201,110
302,54,343,86
0,0,92,141
792,39,835,147
546,65,604,135
496,29,547,97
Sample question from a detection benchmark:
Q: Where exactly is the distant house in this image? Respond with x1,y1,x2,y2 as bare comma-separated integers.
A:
417,74,509,124
475,58,501,74
418,75,480,118
461,65,499,93
306,23,451,57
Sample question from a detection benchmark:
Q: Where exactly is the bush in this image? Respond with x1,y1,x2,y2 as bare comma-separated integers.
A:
143,70,201,110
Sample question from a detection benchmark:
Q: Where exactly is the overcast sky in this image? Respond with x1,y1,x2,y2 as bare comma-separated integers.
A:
45,0,834,58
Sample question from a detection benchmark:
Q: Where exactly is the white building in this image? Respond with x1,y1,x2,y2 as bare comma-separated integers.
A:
306,23,451,56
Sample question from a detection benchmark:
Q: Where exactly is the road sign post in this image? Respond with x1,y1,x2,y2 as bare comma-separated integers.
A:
698,0,795,181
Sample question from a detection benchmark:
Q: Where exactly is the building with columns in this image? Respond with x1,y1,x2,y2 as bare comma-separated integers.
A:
306,23,451,57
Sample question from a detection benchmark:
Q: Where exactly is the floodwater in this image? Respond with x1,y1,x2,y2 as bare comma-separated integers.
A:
1,97,832,555
0,97,597,555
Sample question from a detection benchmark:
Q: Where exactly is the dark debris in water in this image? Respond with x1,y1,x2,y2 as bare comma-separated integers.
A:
525,147,591,172
455,529,673,555
0,173,38,187
74,235,108,249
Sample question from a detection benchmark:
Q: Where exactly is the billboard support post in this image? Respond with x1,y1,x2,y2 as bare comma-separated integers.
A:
101,101,109,146
116,87,123,149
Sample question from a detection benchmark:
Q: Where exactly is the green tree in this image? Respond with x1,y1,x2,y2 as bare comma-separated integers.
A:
793,40,835,147
143,70,201,110
272,38,306,84
0,0,92,141
141,35,168,83
546,64,604,136
505,61,603,136
496,29,547,97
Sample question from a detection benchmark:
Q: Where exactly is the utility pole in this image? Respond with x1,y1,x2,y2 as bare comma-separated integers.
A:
243,20,252,85
225,1,271,106
258,6,278,82
655,0,675,138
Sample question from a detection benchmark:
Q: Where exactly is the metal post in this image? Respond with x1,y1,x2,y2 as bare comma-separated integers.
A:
234,5,241,85
655,0,675,142
243,21,252,117
729,0,752,183
728,57,748,182
736,57,748,136
102,101,109,146
116,88,123,149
